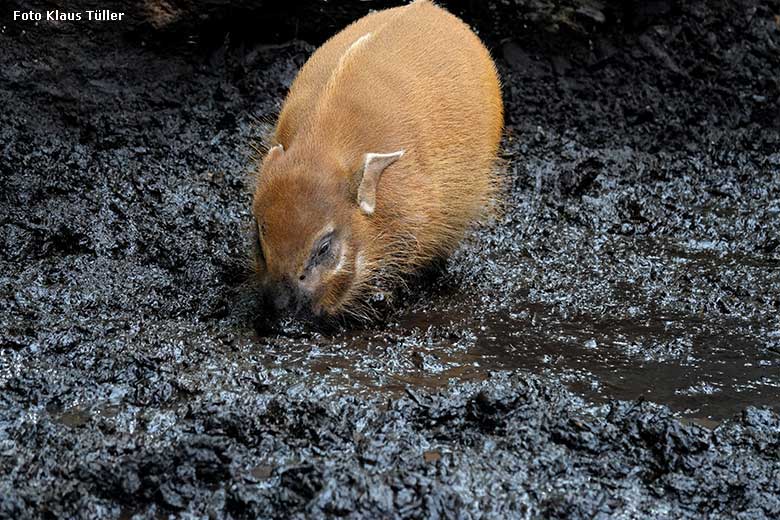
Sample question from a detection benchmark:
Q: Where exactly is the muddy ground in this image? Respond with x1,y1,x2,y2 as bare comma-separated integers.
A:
1,0,779,518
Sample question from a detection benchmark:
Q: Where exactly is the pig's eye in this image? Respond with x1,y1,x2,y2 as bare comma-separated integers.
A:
312,233,334,265
318,240,330,257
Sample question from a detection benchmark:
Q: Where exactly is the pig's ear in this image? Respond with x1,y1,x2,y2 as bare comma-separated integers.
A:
355,150,404,215
264,143,284,163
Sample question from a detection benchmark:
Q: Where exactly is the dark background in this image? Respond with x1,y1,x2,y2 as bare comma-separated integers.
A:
1,0,779,517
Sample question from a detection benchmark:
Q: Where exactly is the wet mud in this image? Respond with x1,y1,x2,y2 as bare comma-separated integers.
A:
1,0,779,517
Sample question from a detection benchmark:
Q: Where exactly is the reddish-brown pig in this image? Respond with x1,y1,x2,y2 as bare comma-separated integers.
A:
251,0,503,318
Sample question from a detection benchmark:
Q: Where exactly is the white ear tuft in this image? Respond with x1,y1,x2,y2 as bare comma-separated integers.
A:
265,143,284,162
356,150,405,215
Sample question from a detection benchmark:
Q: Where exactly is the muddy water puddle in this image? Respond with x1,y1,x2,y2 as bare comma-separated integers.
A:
254,312,777,423
252,237,779,423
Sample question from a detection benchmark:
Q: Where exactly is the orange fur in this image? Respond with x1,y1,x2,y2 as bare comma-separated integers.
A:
252,0,504,318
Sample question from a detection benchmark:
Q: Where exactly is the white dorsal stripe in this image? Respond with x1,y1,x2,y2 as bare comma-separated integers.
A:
318,32,376,111
348,33,373,54
332,32,373,83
